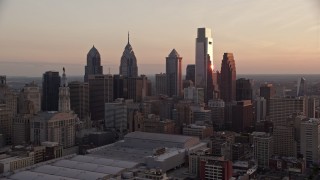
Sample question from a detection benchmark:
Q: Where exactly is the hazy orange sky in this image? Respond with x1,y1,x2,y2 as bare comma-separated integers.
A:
0,0,319,76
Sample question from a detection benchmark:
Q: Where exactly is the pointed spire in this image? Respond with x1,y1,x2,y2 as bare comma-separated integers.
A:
128,31,130,44
61,67,68,87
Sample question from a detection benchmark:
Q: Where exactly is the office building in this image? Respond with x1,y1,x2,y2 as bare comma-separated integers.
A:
143,114,175,134
69,81,89,120
190,105,211,124
273,125,296,157
236,78,253,101
84,45,103,82
88,74,113,122
186,64,195,83
300,118,320,166
155,73,167,95
0,104,13,145
254,97,267,122
220,53,236,102
182,124,213,139
208,99,225,129
253,132,273,168
124,75,148,102
41,71,60,111
198,155,233,180
19,81,41,114
184,86,204,104
195,28,214,103
166,49,182,97
119,33,138,77
232,100,254,133
260,83,276,115
269,97,305,126
13,114,32,145
105,99,127,134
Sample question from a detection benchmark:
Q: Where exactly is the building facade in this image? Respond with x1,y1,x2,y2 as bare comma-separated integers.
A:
186,64,195,83
41,71,60,111
69,81,89,120
155,73,167,95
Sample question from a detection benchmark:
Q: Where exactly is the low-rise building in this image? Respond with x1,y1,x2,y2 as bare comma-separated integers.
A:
182,124,213,139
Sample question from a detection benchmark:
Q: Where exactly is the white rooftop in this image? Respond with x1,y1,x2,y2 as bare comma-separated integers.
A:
8,171,78,180
125,131,198,144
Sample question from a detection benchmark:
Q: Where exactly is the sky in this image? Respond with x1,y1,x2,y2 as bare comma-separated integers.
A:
0,0,319,76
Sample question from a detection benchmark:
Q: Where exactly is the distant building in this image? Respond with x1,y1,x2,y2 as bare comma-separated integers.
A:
182,124,213,139
84,45,103,82
269,156,305,174
253,132,273,168
186,64,195,83
88,74,113,122
236,78,253,101
260,83,276,115
273,125,296,157
184,86,204,104
199,156,233,180
220,53,236,102
0,104,13,144
19,81,41,114
269,97,305,126
41,71,60,111
166,49,182,97
105,99,127,134
69,81,89,120
113,74,125,100
155,73,167,95
119,33,138,77
300,118,320,166
143,114,175,134
190,105,211,124
297,77,307,97
124,75,149,102
208,99,225,129
254,97,267,122
232,100,254,133
31,68,77,148
13,114,32,145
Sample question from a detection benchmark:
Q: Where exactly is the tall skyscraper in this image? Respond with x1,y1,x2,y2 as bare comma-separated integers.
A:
297,77,307,97
119,33,138,77
41,71,60,111
88,74,113,123
254,97,267,122
236,78,253,101
186,64,195,83
195,28,213,102
220,53,236,102
84,46,103,82
166,49,182,97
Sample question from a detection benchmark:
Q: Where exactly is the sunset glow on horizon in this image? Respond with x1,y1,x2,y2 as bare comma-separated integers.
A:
0,0,319,76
